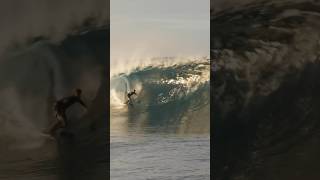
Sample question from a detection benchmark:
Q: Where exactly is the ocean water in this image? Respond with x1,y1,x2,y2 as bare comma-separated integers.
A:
111,131,210,180
110,59,210,180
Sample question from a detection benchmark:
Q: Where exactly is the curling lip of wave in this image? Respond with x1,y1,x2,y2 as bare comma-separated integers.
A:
110,56,209,77
213,0,320,103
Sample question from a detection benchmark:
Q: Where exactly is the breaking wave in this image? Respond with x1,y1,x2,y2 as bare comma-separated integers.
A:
0,26,108,159
110,59,210,133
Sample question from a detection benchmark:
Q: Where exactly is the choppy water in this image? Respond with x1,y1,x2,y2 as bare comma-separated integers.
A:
111,133,210,180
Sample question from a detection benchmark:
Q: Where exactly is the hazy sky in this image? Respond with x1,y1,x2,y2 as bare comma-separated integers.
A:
111,0,210,61
0,0,108,55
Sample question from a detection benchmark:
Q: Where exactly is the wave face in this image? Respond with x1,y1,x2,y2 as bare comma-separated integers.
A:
212,1,320,179
111,59,210,134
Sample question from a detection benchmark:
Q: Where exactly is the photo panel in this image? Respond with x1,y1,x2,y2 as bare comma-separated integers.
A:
110,0,210,179
212,0,320,179
0,1,109,180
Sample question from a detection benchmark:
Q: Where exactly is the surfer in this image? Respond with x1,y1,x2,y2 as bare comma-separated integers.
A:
126,89,137,105
47,88,87,136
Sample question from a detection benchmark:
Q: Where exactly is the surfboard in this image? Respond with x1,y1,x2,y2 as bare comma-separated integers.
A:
40,133,56,141
124,99,134,106
41,129,74,139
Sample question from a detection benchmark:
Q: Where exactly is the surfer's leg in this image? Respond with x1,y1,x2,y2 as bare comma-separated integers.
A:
61,112,67,127
48,119,62,135
128,97,132,105
48,110,65,135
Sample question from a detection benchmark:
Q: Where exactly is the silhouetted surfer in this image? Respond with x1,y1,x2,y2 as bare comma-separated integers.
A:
47,88,87,136
126,89,137,105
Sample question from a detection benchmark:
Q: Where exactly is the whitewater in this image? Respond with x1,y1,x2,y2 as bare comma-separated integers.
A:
110,57,210,180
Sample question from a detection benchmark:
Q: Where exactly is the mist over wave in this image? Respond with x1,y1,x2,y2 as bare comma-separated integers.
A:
0,0,108,54
110,56,208,77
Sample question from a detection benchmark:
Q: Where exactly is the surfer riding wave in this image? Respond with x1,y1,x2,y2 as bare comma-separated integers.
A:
110,60,210,118
110,59,210,134
126,89,137,105
45,88,87,136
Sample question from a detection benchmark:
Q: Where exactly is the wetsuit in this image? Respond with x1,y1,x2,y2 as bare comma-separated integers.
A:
54,96,86,125
127,91,136,104
127,91,136,99
49,96,86,135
